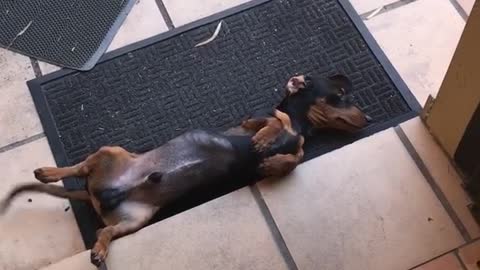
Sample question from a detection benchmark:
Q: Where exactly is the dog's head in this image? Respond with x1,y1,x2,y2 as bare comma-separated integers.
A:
278,74,371,135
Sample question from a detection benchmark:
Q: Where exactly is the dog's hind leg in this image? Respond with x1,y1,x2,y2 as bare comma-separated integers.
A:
91,221,145,267
34,162,89,184
90,202,157,267
33,146,133,184
0,183,90,214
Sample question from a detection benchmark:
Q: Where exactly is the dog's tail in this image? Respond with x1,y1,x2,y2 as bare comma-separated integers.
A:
0,183,89,214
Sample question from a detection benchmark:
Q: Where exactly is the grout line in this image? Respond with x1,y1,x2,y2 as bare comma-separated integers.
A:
407,249,456,270
29,57,43,78
394,126,472,242
449,0,469,21
454,249,469,270
359,0,418,20
154,0,175,30
249,185,299,270
407,236,479,269
0,133,45,154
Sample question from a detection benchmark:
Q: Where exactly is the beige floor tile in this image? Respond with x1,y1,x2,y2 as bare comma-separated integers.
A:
349,0,397,15
42,188,288,270
38,61,61,75
0,138,84,270
40,252,95,270
458,0,476,15
163,0,250,27
108,0,168,52
258,129,464,270
366,0,465,106
458,240,480,270
413,253,463,270
401,117,480,238
0,49,43,148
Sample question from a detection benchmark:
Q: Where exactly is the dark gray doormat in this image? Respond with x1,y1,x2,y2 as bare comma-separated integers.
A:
0,0,136,70
28,0,420,248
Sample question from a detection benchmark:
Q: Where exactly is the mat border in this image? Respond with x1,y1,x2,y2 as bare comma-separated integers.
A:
28,0,420,248
0,0,137,71
82,0,138,70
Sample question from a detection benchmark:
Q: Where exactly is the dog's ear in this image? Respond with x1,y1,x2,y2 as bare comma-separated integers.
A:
328,74,352,95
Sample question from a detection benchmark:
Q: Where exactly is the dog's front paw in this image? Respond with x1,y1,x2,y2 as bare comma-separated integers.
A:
90,243,108,267
252,132,276,152
260,154,297,177
34,167,62,183
253,138,271,152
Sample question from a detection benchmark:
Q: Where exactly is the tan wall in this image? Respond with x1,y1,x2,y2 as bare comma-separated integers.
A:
426,1,480,157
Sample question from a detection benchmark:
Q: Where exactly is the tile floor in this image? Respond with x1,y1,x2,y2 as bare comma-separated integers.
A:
458,0,476,14
458,240,480,270
349,0,397,14
0,50,42,147
0,0,478,269
163,0,251,27
258,129,464,270
412,253,464,270
0,139,84,270
401,118,480,239
365,0,465,106
43,188,289,270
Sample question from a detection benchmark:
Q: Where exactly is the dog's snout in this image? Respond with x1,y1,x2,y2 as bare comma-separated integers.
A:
291,77,301,87
286,75,306,95
291,75,305,86
365,115,373,123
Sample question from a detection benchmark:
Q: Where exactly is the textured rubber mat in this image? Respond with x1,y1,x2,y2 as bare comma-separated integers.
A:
29,0,419,247
0,0,136,70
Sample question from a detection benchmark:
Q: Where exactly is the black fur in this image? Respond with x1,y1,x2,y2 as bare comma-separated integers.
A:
94,188,129,214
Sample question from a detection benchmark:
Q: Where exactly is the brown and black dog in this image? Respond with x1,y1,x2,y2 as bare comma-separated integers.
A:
0,74,369,267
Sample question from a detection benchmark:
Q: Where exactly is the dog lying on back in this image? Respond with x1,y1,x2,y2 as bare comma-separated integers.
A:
0,74,369,267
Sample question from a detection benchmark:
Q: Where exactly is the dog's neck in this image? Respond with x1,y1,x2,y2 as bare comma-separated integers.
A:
289,111,313,136
277,103,314,137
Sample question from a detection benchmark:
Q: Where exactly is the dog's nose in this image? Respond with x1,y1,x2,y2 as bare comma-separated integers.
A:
291,77,300,87
365,115,373,123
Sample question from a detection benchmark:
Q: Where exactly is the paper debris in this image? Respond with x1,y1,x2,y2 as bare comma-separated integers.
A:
195,21,223,47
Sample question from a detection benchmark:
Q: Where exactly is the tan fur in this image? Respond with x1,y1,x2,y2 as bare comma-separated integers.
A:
242,109,297,152
260,136,304,177
307,98,367,132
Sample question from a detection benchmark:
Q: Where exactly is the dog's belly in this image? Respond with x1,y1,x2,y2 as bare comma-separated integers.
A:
140,130,254,204
93,129,256,219
157,130,237,173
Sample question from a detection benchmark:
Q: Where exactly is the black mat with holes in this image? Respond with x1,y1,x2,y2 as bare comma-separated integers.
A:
0,0,136,70
28,0,420,248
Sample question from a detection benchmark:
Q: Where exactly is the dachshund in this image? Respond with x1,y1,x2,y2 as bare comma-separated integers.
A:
0,74,369,267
